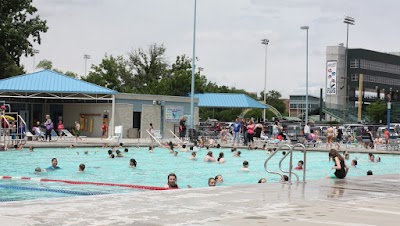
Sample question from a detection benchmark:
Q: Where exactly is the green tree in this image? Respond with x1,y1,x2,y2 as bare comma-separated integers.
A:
0,0,48,78
366,101,387,123
36,59,78,78
128,43,168,92
259,90,286,120
83,54,131,92
36,59,53,70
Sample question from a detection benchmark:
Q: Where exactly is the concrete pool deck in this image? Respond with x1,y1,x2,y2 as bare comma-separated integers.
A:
0,174,399,225
21,137,400,155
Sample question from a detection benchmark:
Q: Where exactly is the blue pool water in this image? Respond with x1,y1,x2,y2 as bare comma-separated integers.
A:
1,147,399,201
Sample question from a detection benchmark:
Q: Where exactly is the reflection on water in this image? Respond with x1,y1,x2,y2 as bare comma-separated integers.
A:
327,179,346,198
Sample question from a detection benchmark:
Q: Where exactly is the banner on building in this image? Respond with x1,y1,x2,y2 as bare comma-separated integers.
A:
165,106,184,122
326,61,337,95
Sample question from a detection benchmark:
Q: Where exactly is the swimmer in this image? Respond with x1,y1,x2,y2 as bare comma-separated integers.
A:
231,147,237,152
343,150,350,160
129,159,137,168
163,141,180,153
367,170,373,175
208,178,216,187
124,148,129,153
327,149,349,179
34,167,46,174
233,151,241,157
217,152,225,163
174,151,178,156
84,150,88,155
78,163,85,172
180,144,188,152
216,143,221,149
369,154,375,162
107,150,112,156
241,160,249,171
189,151,197,160
258,178,267,183
69,144,75,148
204,151,216,162
149,146,154,153
110,154,115,158
29,146,34,152
116,150,123,157
164,173,179,189
281,175,289,182
215,174,223,184
375,156,381,162
351,159,358,167
295,160,304,170
119,142,123,147
46,158,61,171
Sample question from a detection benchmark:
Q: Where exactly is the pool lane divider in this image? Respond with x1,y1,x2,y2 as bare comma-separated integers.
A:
0,176,169,190
0,184,107,196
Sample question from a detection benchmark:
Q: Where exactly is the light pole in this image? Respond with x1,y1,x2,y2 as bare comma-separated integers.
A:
84,54,91,77
300,26,309,124
261,38,269,122
344,16,355,121
190,0,197,130
32,49,40,72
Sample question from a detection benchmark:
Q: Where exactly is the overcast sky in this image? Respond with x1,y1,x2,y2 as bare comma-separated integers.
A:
21,0,400,98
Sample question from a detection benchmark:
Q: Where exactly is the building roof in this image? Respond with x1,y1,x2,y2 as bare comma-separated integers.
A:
193,93,268,109
0,70,117,94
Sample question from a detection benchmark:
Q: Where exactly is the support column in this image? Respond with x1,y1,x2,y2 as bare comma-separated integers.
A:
111,95,116,136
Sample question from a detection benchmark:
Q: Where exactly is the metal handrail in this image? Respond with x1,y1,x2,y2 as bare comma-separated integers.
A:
293,143,307,183
169,130,182,143
146,130,162,146
278,146,299,184
264,144,291,180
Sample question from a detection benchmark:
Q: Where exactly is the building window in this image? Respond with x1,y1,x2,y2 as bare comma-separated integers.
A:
351,74,358,81
350,59,359,68
360,59,400,75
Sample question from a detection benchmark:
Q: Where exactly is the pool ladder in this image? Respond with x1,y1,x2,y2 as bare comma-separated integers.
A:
264,143,307,184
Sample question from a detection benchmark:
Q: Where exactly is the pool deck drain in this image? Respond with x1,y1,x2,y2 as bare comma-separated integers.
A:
0,174,399,226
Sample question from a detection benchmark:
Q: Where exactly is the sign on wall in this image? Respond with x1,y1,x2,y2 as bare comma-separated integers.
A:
165,106,184,122
326,61,337,95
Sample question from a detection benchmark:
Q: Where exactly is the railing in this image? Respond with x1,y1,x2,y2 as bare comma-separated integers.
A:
264,143,307,184
293,143,306,183
278,147,298,184
0,114,27,146
264,144,290,181
146,130,162,146
169,130,182,144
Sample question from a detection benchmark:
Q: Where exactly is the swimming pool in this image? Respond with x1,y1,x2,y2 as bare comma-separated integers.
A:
1,146,399,201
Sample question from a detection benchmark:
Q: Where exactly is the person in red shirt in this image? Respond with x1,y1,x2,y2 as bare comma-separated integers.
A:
101,122,108,139
295,160,304,170
384,128,390,145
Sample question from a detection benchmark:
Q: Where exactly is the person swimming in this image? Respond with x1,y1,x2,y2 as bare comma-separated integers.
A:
46,158,61,171
217,152,225,163
189,151,197,160
78,163,85,172
204,151,216,162
215,174,223,184
208,178,216,187
241,160,249,171
164,173,179,189
129,159,137,168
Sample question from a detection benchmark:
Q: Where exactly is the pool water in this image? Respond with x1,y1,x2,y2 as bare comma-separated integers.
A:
1,147,399,201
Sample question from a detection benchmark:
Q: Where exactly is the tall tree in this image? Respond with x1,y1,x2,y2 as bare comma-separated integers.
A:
128,43,168,91
36,59,53,70
366,101,387,123
0,0,48,78
83,54,131,92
